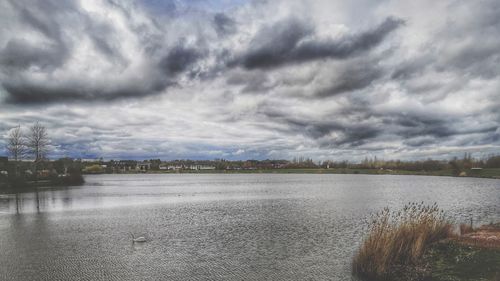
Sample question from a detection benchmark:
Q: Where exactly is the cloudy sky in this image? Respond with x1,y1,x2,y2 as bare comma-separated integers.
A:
0,0,499,161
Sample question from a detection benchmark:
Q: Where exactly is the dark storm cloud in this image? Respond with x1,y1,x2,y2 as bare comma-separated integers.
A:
403,137,436,147
254,94,499,152
0,1,404,105
213,13,236,36
391,56,432,80
258,106,381,147
379,112,499,148
287,119,381,147
159,43,204,75
2,78,171,104
0,1,72,71
231,16,404,69
229,17,314,69
397,119,455,139
0,0,204,105
315,61,383,97
0,39,67,71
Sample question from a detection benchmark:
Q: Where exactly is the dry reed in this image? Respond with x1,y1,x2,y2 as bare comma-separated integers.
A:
459,223,474,235
352,202,453,280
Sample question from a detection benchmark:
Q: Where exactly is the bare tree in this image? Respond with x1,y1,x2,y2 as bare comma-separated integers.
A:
27,122,49,180
7,125,25,161
28,122,49,161
7,125,25,178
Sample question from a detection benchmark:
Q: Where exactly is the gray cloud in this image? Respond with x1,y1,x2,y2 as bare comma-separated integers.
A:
0,38,67,71
2,78,170,104
255,105,382,148
213,13,237,36
0,1,71,71
226,71,275,93
0,0,203,104
314,60,383,97
1,0,500,161
159,43,204,75
231,16,404,69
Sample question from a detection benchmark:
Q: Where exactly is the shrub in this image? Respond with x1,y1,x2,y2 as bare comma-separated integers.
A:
82,164,104,174
459,223,474,235
352,202,453,280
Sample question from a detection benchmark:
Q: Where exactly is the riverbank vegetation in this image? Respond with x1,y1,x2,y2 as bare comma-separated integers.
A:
424,222,500,281
352,203,453,280
352,204,500,281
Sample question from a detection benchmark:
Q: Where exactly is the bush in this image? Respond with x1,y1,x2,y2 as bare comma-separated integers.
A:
82,164,104,174
352,202,453,280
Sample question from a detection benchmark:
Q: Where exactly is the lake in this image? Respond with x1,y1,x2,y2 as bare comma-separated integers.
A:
0,174,499,280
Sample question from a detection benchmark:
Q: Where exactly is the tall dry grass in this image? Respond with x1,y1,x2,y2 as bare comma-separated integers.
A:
459,223,474,235
352,202,453,280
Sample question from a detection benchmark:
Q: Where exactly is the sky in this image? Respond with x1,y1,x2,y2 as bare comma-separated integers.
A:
0,0,499,161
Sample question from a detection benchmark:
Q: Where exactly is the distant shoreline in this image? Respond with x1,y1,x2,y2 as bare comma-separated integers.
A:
3,168,498,193
83,168,500,179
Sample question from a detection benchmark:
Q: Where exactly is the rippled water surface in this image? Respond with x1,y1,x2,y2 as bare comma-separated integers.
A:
0,174,499,280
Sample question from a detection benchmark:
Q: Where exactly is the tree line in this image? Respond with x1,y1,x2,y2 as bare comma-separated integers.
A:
321,153,500,176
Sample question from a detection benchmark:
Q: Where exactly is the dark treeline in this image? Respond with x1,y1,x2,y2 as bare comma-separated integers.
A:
324,153,500,175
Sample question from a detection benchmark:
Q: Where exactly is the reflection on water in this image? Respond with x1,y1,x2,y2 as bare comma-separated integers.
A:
0,174,499,281
1,188,82,214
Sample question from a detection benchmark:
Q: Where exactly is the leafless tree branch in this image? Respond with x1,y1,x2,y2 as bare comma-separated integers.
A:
7,125,25,161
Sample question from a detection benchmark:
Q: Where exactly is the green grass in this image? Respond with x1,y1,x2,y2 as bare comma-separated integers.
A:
471,168,500,179
424,242,500,281
109,167,500,179
148,168,456,176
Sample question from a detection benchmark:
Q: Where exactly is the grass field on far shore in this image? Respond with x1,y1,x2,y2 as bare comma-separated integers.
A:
141,167,500,179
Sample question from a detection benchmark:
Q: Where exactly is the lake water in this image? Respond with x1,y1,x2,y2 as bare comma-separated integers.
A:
0,174,499,280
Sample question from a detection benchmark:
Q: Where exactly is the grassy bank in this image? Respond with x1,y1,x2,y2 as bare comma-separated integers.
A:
352,205,500,281
424,240,500,281
131,168,500,179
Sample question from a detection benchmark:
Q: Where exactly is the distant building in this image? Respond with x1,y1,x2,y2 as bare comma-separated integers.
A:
167,165,183,170
189,164,216,170
136,162,151,172
112,160,137,172
38,169,52,178
81,158,101,162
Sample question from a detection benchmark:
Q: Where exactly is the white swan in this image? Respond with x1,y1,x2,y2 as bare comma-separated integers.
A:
130,232,147,243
